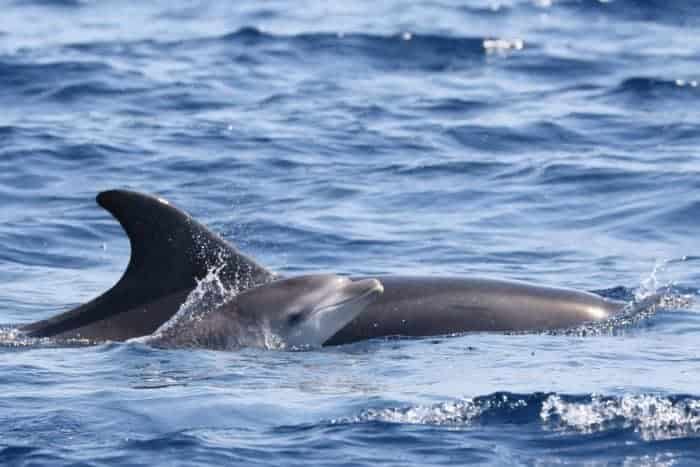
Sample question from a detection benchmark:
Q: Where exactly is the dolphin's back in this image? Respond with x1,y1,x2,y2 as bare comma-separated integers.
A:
325,276,624,345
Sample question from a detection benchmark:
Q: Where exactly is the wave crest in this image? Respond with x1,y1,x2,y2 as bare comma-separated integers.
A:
337,392,700,440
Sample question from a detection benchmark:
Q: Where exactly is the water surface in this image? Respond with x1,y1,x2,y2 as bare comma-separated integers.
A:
1,1,700,465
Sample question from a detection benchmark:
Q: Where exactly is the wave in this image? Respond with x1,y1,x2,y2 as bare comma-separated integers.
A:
10,0,84,7
0,60,110,87
336,392,700,441
607,77,700,105
220,27,490,72
445,121,585,153
558,0,700,25
63,27,504,73
0,59,148,104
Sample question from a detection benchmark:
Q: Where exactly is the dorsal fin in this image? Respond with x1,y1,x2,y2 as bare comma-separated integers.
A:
24,189,275,337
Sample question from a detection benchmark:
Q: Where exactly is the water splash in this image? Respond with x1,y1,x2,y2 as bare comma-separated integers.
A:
134,262,239,345
0,325,91,348
337,392,700,441
542,394,700,441
262,329,287,351
0,326,38,348
636,256,699,301
168,265,235,331
636,258,668,301
134,258,288,350
626,257,696,322
483,38,524,53
335,399,483,426
542,259,695,337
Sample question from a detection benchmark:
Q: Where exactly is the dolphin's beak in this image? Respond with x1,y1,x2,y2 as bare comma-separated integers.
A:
313,278,383,317
310,278,384,339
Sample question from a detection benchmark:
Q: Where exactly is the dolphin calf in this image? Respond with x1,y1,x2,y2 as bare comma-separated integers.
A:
142,275,383,350
22,190,626,346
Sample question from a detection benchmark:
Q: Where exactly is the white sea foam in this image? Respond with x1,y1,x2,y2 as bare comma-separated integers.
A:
0,325,91,348
337,393,700,440
483,38,524,52
336,393,522,425
337,399,483,425
541,394,700,441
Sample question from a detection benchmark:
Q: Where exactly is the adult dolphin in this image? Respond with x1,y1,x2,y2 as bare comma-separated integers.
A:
22,190,625,345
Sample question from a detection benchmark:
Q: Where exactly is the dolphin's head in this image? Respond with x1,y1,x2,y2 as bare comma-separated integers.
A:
236,274,384,348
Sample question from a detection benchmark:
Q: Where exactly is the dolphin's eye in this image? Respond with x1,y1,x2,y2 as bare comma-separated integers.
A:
287,312,304,325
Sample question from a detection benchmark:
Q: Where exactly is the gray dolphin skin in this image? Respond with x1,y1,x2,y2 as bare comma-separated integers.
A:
324,276,622,345
22,190,626,346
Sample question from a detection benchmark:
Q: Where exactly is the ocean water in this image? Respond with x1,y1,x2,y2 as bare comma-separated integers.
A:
1,0,700,465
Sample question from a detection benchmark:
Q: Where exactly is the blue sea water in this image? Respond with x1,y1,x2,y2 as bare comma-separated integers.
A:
1,0,700,465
